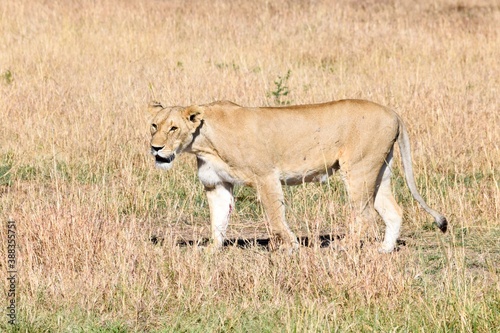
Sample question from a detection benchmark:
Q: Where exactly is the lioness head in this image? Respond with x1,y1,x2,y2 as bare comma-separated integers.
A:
148,102,204,170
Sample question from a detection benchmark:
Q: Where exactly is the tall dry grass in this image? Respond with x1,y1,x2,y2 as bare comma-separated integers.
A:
0,0,499,331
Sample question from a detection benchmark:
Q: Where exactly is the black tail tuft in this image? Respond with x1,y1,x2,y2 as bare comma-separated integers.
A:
435,216,448,233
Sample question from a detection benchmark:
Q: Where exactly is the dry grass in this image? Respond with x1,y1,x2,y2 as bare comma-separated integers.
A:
0,0,499,331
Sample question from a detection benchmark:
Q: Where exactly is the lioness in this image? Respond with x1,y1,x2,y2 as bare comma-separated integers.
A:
149,100,447,253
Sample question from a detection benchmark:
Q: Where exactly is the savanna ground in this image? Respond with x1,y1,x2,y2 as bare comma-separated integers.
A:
0,0,499,331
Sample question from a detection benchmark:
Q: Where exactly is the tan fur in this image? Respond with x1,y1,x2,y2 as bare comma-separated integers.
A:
149,100,447,252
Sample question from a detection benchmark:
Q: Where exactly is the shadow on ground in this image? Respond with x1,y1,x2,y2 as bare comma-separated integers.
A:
150,234,407,251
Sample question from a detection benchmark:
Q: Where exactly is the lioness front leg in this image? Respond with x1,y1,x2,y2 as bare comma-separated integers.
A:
257,177,299,251
205,182,234,249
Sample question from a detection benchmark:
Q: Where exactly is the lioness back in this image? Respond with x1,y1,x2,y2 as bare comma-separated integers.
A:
202,100,399,183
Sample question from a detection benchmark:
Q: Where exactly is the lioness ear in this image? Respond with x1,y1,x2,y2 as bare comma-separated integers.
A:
148,101,165,116
183,106,204,125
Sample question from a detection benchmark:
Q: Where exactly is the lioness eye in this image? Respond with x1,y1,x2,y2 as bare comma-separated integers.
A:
151,124,158,133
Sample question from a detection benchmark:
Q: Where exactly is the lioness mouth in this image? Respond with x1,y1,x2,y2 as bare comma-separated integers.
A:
155,154,175,164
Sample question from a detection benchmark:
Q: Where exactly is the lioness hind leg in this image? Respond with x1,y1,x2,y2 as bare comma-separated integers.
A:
340,166,379,249
205,183,234,249
374,152,403,253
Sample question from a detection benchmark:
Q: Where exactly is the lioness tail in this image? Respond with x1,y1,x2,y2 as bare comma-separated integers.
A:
396,118,448,233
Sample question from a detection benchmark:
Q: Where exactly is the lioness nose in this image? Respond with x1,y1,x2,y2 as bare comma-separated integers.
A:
151,145,164,152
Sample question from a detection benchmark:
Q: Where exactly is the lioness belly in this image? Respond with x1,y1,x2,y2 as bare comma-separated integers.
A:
280,165,338,185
